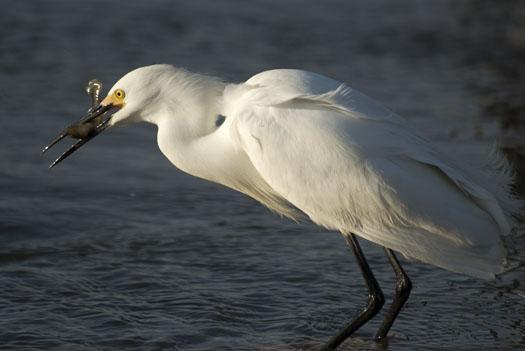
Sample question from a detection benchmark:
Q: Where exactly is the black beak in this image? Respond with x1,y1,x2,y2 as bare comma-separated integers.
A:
42,103,114,168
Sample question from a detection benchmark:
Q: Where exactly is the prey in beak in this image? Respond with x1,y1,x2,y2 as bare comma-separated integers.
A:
42,79,117,168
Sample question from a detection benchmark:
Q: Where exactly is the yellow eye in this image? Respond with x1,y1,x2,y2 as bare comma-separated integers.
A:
114,89,126,100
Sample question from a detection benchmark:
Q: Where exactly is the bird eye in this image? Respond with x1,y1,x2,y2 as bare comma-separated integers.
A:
114,89,125,99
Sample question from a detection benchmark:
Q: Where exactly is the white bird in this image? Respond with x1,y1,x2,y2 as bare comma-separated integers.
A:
43,65,522,350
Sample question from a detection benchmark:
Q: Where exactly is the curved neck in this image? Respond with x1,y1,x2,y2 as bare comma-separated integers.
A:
157,116,238,183
150,71,226,138
149,74,241,186
147,72,299,219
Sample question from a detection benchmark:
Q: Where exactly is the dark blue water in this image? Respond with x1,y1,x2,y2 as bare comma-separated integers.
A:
1,1,524,350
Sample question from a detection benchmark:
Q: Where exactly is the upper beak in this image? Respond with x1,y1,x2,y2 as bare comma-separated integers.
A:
42,103,115,168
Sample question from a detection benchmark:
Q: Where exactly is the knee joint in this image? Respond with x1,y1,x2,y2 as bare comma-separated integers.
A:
396,276,412,299
367,290,385,313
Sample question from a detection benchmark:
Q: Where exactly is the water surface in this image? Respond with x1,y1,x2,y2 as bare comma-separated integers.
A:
1,1,524,350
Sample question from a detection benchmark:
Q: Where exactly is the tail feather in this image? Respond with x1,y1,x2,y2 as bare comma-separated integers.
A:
467,144,523,226
411,142,523,236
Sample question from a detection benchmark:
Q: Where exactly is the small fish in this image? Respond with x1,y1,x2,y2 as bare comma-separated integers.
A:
65,115,104,139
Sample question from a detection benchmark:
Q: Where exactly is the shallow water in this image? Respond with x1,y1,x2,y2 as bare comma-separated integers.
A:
1,1,524,350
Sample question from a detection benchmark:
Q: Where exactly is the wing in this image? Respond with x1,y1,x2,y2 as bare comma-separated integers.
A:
223,69,518,278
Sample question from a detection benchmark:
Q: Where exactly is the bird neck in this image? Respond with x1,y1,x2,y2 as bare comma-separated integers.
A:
147,70,299,219
149,70,225,137
153,73,238,185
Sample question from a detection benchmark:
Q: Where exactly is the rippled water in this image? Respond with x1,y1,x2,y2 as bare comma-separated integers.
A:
1,1,524,350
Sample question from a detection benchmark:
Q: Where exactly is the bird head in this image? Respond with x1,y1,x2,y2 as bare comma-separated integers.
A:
104,65,176,127
43,65,175,168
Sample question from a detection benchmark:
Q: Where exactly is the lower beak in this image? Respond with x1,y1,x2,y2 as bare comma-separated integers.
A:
42,103,115,168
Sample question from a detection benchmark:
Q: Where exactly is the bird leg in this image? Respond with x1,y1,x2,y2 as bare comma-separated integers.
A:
375,248,412,341
320,233,385,351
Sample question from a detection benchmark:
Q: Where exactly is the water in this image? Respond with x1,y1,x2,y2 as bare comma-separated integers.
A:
1,1,524,350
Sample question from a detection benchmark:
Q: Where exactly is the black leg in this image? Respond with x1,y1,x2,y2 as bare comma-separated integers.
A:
375,248,412,341
320,233,385,351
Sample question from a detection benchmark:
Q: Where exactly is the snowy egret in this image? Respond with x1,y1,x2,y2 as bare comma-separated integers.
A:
43,65,521,350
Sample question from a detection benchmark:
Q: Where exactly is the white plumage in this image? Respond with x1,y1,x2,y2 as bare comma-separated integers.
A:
106,64,521,279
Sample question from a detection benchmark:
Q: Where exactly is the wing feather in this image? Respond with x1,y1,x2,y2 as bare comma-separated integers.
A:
223,70,520,278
